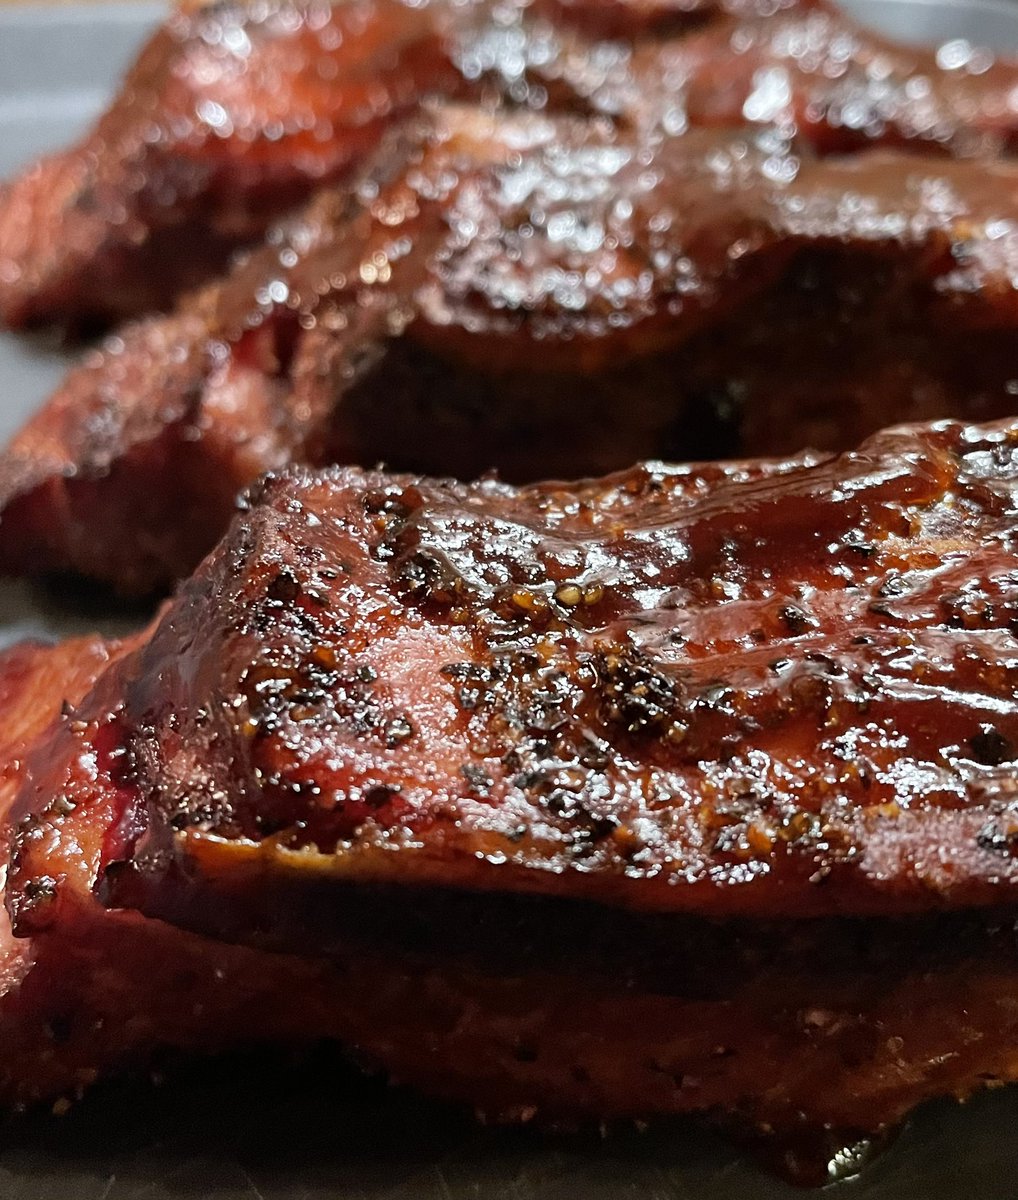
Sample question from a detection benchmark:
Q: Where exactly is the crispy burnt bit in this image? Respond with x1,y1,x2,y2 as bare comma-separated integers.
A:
10,114,1018,594
17,423,1018,1146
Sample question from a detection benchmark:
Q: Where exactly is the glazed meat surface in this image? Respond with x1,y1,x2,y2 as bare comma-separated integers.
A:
7,0,1018,594
4,0,1018,328
9,0,1018,1166
14,416,1018,922
5,108,1018,592
10,420,1018,1149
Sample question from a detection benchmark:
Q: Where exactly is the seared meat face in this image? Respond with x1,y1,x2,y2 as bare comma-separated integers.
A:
6,0,1018,1162
4,110,1018,593
9,421,1018,1145
4,0,1018,595
3,0,1018,329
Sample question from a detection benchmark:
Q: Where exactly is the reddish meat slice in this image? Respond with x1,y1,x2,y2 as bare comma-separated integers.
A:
19,416,1018,922
9,420,1018,1153
4,110,1018,592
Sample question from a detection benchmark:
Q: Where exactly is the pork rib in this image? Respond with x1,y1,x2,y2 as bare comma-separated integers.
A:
4,0,1018,328
8,419,1018,1146
0,0,468,328
4,110,1018,592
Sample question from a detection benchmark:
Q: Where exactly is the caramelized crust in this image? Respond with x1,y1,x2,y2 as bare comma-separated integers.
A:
0,0,468,328
9,0,1018,1156
11,417,1018,928
5,0,1018,592
0,637,386,1111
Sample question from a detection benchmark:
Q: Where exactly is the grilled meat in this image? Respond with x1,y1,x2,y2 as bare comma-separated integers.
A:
21,416,1018,921
3,0,1018,328
9,419,1018,1146
5,0,1018,594
4,109,1018,592
5,0,1018,1164
0,634,315,1105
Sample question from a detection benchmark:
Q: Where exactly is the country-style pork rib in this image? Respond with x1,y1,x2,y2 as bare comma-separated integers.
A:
5,0,1018,596
4,108,1018,593
6,0,1018,1176
4,0,1018,329
9,420,1018,1157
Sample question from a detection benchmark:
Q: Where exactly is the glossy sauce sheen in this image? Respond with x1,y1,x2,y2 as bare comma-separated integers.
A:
4,0,1018,326
17,421,1018,1155
0,636,437,1116
13,648,1018,1160
0,0,467,325
9,0,1018,1165
10,417,1018,924
8,105,1018,593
